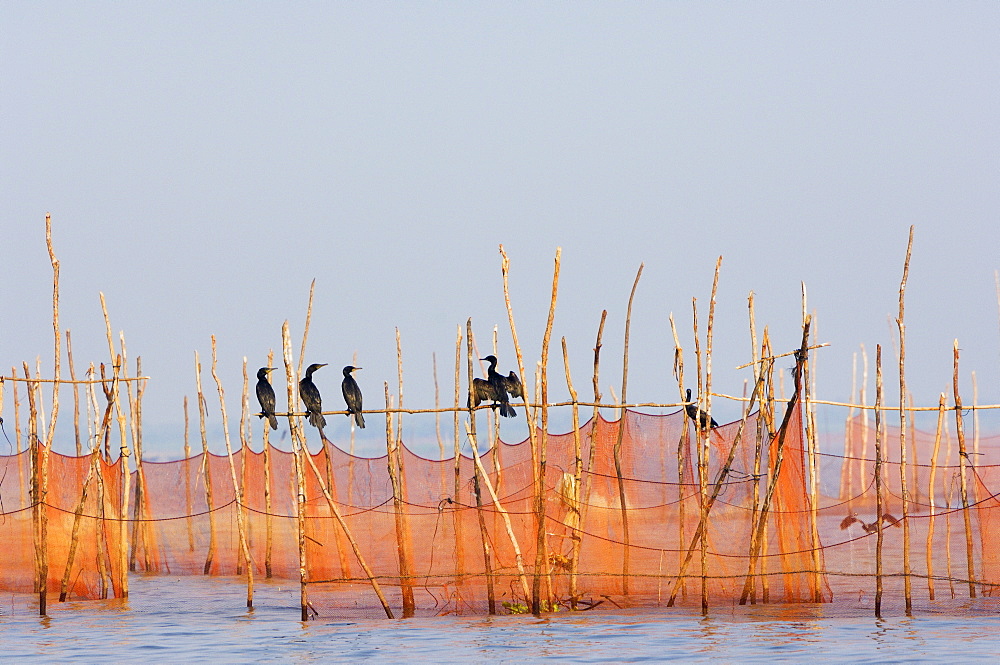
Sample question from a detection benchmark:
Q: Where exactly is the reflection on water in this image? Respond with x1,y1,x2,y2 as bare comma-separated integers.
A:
1,575,998,662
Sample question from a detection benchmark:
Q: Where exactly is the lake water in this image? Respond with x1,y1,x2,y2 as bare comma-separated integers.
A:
1,575,998,662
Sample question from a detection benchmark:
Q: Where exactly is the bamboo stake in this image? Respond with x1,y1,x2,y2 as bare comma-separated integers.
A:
66,330,82,456
800,287,823,602
194,351,216,575
130,355,153,572
896,225,914,615
875,345,885,618
385,383,416,617
699,257,720,614
953,340,976,598
263,350,274,578
527,248,561,614
183,395,195,554
612,263,643,601
237,358,249,577
926,392,946,600
464,420,532,602
26,369,45,614
87,366,111,598
738,320,811,605
281,322,311,621
668,367,767,607
668,313,690,602
498,246,540,492
575,310,606,602
860,344,870,494
466,318,496,614
745,296,764,604
59,368,118,603
31,214,62,615
209,338,254,607
452,325,465,593
395,331,415,613
760,332,778,604
561,338,584,609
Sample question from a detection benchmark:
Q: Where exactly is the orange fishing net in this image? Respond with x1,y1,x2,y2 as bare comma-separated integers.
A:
4,399,999,616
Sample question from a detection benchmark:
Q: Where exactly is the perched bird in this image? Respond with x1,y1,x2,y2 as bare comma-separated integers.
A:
299,363,328,430
341,366,365,429
255,367,278,430
840,512,901,533
468,355,520,418
485,355,517,418
685,388,718,429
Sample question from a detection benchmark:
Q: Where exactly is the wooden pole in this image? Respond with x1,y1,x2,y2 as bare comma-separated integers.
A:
874,345,885,618
66,330,82,456
612,263,643,600
699,257,720,614
209,337,254,608
385,382,416,617
237,358,250,577
896,225,914,615
27,369,45,615
452,325,465,593
800,287,824,602
668,368,767,607
263,349,275,579
464,420,532,602
466,318,496,615
99,293,130,600
668,313,689,602
738,319,811,605
561,337,584,609
194,351,216,575
87,366,112,598
183,396,195,554
953,340,977,598
281,321,311,621
530,248,561,615
925,392,946,600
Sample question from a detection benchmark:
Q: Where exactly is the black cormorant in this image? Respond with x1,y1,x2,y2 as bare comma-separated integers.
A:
341,366,365,429
299,363,328,430
256,367,278,430
685,388,718,429
485,355,517,418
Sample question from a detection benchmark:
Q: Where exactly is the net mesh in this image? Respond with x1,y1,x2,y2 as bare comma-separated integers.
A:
2,401,999,617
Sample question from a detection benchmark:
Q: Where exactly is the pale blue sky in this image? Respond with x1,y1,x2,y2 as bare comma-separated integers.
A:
3,4,999,457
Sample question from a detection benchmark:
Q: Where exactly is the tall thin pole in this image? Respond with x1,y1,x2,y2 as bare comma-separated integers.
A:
613,263,643,599
953,340,977,598
896,225,914,615
874,346,885,617
466,318,496,614
210,337,254,607
281,322,310,621
926,392,946,600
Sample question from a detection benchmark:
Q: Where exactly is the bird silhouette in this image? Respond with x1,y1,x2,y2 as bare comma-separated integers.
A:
255,367,278,430
341,366,365,429
299,363,328,430
685,388,718,429
840,512,901,533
